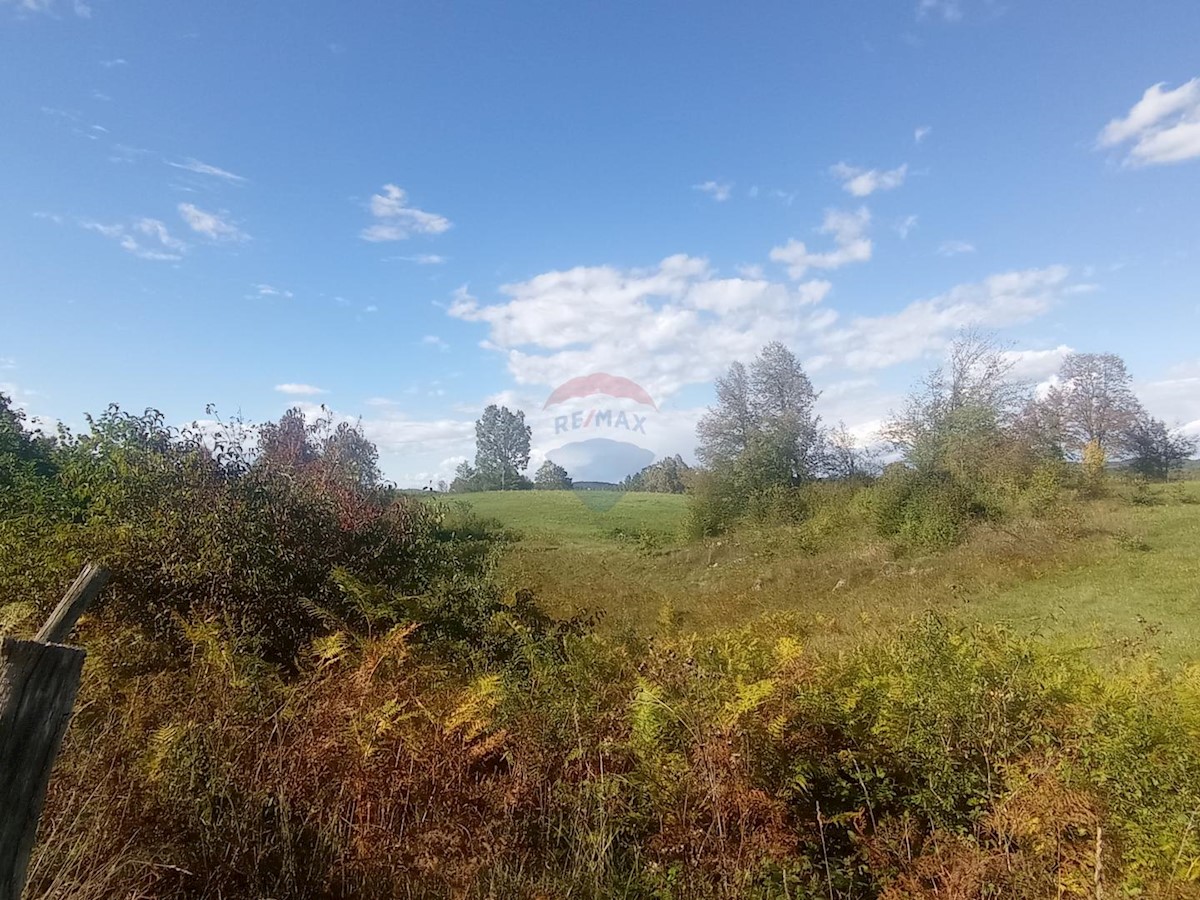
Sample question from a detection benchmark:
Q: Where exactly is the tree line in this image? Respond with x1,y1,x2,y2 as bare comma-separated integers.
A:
447,336,1193,499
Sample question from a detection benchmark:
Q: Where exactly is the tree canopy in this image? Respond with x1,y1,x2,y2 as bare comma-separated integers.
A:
533,459,573,490
696,342,821,485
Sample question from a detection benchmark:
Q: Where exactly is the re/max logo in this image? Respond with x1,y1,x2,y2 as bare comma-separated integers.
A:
553,409,648,435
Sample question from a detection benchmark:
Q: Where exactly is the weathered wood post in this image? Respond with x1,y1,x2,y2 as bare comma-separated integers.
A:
0,564,108,900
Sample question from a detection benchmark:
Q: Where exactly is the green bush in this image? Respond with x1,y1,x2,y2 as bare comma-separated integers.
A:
0,402,549,665
871,464,984,549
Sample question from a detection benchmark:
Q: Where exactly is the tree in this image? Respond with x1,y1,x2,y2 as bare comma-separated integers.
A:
622,454,691,493
822,421,881,481
696,362,754,468
695,343,821,485
534,460,573,490
1125,416,1197,481
884,329,1027,455
473,405,532,490
257,407,319,469
749,341,822,482
449,460,483,493
1042,352,1144,456
320,421,382,489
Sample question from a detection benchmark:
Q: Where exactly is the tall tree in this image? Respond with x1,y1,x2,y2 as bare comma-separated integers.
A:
474,404,532,490
695,343,821,484
696,361,754,468
749,341,822,482
1042,352,1144,456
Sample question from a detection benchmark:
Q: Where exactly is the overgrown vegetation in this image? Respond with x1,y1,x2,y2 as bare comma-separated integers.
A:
4,387,1200,898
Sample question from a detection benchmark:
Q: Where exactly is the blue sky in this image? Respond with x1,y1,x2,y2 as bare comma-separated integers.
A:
3,0,1199,484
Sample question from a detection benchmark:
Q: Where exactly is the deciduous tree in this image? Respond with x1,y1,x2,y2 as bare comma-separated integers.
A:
695,343,821,484
473,405,532,490
1125,416,1196,481
534,459,573,490
1043,352,1144,456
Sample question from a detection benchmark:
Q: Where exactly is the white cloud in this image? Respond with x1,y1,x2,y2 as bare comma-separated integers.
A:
448,253,840,401
80,217,186,261
178,203,248,242
1139,360,1200,437
167,158,247,183
342,410,472,454
896,214,919,239
821,266,1077,370
3,0,89,16
364,304,378,313
1000,345,1074,381
830,162,908,197
360,184,451,242
0,357,15,370
914,125,932,144
693,180,733,202
253,284,293,299
1098,78,1200,166
917,0,962,21
937,239,976,256
769,207,872,279
393,253,447,265
100,57,127,67
274,383,328,396
422,335,450,351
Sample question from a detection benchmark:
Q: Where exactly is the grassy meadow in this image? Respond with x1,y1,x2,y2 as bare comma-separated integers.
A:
450,480,1200,665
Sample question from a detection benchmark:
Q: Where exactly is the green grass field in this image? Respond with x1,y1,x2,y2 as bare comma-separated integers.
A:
447,489,688,544
450,482,1200,665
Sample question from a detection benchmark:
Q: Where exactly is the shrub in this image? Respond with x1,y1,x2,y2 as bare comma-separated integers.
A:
871,464,984,549
0,404,542,665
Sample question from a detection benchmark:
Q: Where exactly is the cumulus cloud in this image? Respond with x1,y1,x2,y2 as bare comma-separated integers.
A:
360,184,451,242
274,383,328,396
167,158,247,183
449,252,837,400
693,180,733,202
1098,78,1200,166
178,203,248,241
937,239,976,256
422,335,450,351
821,266,1078,370
830,162,908,197
769,207,872,279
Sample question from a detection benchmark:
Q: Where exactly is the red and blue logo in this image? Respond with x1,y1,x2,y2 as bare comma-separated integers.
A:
541,373,657,486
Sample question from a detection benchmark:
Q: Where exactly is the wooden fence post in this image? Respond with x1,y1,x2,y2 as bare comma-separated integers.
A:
0,564,108,900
